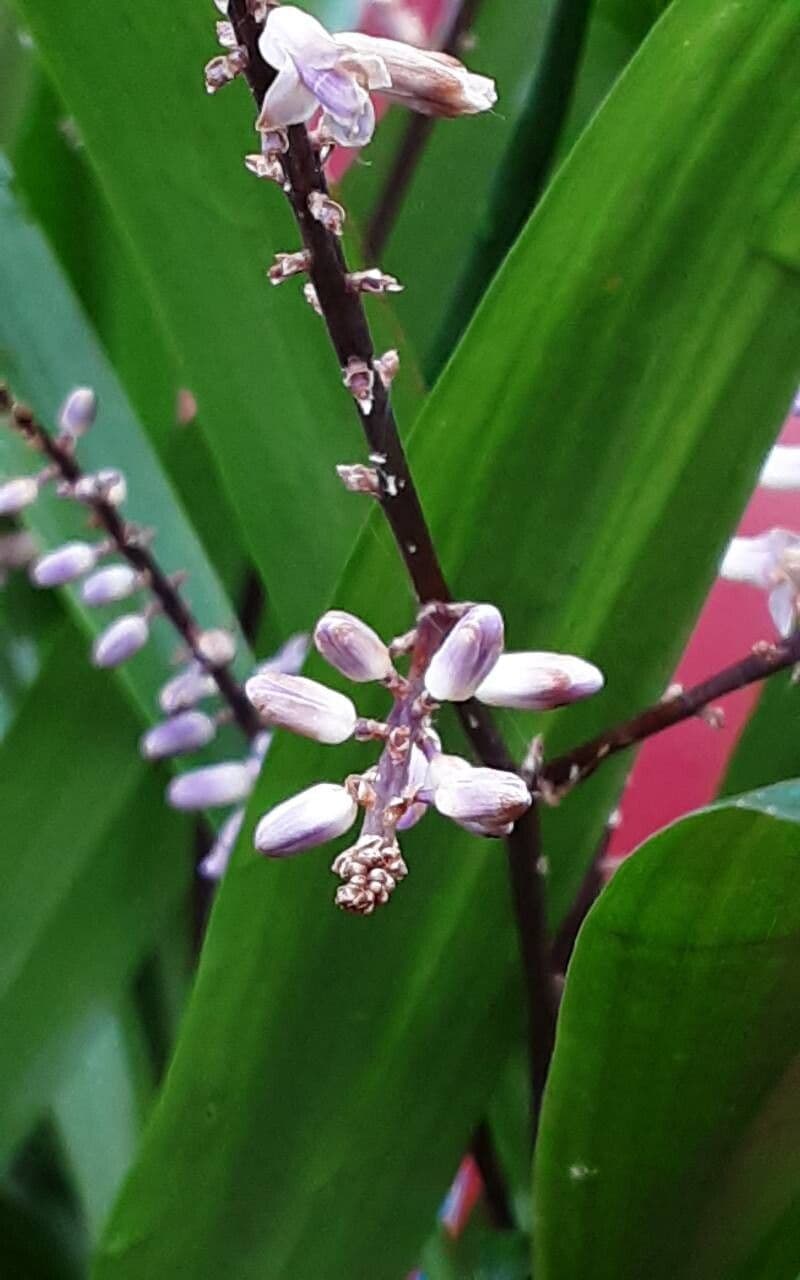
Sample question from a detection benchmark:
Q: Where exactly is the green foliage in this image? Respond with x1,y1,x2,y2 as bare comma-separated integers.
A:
535,781,800,1279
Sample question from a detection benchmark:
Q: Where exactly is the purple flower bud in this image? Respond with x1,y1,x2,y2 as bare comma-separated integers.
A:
396,744,431,830
58,387,97,437
255,631,310,677
80,564,139,607
0,531,37,572
0,476,38,516
72,469,127,507
92,613,149,667
31,540,98,587
254,782,357,857
314,610,393,682
198,808,245,879
245,672,357,744
159,665,218,714
167,760,257,811
424,605,504,702
140,710,217,761
196,628,236,666
475,652,604,710
433,766,531,831
425,752,472,791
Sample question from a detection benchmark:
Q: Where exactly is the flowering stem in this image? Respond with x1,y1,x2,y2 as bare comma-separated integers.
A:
2,390,262,740
227,1,557,1140
364,0,483,263
541,635,800,792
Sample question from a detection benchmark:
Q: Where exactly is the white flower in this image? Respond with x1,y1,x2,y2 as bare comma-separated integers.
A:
720,529,800,636
759,446,800,491
257,5,496,147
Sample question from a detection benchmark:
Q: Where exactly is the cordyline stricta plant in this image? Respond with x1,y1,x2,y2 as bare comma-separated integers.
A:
4,0,800,1271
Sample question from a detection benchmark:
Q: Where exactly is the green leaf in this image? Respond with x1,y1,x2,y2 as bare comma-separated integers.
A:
8,0,364,628
0,625,190,1160
0,154,256,724
534,780,800,1280
720,673,800,797
95,2,800,1277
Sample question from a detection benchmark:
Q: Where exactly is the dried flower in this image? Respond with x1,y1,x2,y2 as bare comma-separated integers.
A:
268,249,312,284
336,463,381,495
475,652,605,710
335,31,497,117
198,807,245,879
0,476,39,516
80,564,140,607
140,710,217,761
308,190,346,235
254,782,358,855
425,604,504,701
342,357,374,415
31,540,98,588
168,760,257,810
314,609,394,682
58,387,97,437
92,613,149,667
245,671,358,742
373,350,400,388
720,529,800,636
204,48,248,93
347,268,403,295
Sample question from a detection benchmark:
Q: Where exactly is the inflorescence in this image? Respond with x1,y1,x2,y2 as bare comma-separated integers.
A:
245,602,603,914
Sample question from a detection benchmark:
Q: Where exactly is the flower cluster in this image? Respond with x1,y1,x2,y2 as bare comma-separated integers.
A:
245,602,603,915
207,3,496,149
1,384,308,880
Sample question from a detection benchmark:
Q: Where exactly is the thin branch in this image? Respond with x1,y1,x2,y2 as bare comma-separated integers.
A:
3,391,261,740
227,2,557,1136
470,1120,516,1231
541,635,800,792
364,0,484,262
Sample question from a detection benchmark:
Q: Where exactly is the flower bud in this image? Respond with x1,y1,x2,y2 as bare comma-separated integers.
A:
140,710,217,761
424,605,504,702
198,808,245,880
58,387,97,437
196,628,236,666
245,672,357,744
31,540,98,587
254,783,357,857
0,530,37,572
72,469,127,507
433,766,531,830
396,744,431,830
92,613,149,667
314,610,393,682
760,446,800,491
475,652,604,710
80,564,139,607
0,476,38,516
254,631,310,677
159,665,218,713
425,752,471,790
167,760,257,811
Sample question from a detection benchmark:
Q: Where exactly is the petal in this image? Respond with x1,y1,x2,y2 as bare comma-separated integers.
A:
769,580,797,637
719,530,799,589
258,62,318,130
254,782,358,856
433,766,531,827
314,610,393,682
424,604,505,702
760,446,800,491
260,5,340,71
319,91,375,146
475,651,604,710
334,32,496,116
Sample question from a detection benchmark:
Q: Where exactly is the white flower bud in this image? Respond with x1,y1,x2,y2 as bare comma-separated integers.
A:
475,652,604,710
424,605,504,702
433,766,531,831
31,540,98,587
159,665,218,714
254,783,357,857
92,613,149,667
58,387,97,437
198,808,245,880
196,628,236,666
80,564,139,607
245,672,357,744
314,610,393,682
425,752,472,790
0,476,38,516
760,446,800,491
140,710,217,761
254,631,310,677
168,760,257,811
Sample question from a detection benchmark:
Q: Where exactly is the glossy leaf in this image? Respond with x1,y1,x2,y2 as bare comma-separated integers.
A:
720,672,800,797
0,155,257,724
94,3,800,1278
9,0,364,629
0,626,190,1160
535,781,800,1279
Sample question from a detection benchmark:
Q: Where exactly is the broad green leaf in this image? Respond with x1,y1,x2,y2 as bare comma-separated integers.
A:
0,625,190,1160
0,155,257,725
95,3,800,1278
53,1000,154,1243
534,781,800,1280
9,0,364,629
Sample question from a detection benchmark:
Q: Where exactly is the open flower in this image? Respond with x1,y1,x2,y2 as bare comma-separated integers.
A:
720,529,800,636
246,601,603,915
257,5,496,146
